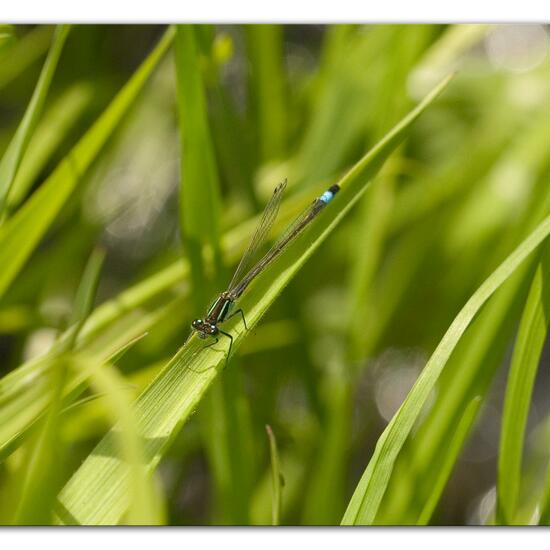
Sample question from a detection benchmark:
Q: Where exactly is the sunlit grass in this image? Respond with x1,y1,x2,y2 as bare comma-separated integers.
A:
2,23,550,526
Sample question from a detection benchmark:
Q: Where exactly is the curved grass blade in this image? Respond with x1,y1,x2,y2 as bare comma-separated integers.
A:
0,25,70,217
341,213,550,525
0,26,174,301
417,396,482,525
55,75,453,526
497,244,550,524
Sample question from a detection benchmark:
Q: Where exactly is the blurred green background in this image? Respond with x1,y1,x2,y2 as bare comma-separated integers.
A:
2,24,550,525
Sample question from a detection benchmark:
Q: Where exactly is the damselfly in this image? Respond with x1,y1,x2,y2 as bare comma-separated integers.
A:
191,179,340,360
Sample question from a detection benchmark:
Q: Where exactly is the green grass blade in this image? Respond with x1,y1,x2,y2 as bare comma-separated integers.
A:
55,75,451,526
377,266,531,525
175,24,222,311
0,26,53,89
0,26,174,301
66,355,163,525
417,396,482,525
410,24,491,96
0,25,15,52
302,374,351,524
0,25,70,216
246,25,287,163
266,425,283,526
12,361,68,524
12,247,103,524
341,210,550,525
497,244,550,524
7,83,94,211
538,466,550,524
0,184,332,464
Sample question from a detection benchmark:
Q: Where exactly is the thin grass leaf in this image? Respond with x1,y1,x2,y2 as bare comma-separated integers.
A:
0,26,174,301
12,247,103,524
12,361,68,524
341,211,550,525
7,83,94,211
64,248,106,350
55,75,452,526
246,25,287,163
0,26,53,89
0,25,70,216
301,373,351,525
497,244,550,525
377,265,531,525
266,424,283,526
6,190,334,518
175,24,222,312
375,98,550,525
68,355,163,525
409,24,491,96
303,27,435,525
417,396,482,525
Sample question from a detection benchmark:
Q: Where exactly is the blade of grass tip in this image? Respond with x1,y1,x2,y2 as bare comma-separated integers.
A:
0,26,174,302
409,24,492,97
417,396,482,525
0,25,70,218
341,209,550,525
266,425,283,526
497,243,550,525
12,247,103,524
55,75,452,526
64,248,106,350
0,313,158,465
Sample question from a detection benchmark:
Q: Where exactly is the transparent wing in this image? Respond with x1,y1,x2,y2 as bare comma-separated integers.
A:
227,196,325,299
227,179,287,292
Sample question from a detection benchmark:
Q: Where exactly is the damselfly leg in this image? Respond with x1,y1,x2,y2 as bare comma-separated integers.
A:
225,308,248,330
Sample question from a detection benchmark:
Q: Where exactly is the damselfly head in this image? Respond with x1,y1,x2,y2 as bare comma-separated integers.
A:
192,318,218,337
